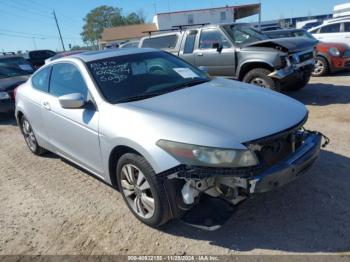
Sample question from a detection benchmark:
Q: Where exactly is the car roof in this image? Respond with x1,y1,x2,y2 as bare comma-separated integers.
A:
69,48,158,63
266,28,305,34
0,54,23,60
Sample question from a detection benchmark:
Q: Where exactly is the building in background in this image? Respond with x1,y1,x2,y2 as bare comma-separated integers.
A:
153,4,261,30
99,23,156,49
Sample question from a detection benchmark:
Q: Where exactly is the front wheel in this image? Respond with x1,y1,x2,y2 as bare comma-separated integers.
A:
312,56,329,76
116,153,171,227
242,68,280,92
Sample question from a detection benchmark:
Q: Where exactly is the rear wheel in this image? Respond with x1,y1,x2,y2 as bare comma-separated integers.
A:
242,68,280,91
312,56,329,76
20,116,46,155
116,153,171,227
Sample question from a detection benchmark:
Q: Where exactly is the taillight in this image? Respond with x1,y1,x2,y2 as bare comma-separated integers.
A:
13,86,19,101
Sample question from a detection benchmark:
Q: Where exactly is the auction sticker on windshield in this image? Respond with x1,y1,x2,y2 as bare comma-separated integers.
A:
173,68,199,78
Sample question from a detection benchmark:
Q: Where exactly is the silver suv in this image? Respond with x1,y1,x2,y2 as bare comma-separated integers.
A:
15,49,326,228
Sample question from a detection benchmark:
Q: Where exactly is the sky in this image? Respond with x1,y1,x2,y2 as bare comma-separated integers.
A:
0,0,347,52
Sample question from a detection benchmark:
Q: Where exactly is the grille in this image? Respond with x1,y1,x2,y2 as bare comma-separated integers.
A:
298,52,314,63
244,116,308,169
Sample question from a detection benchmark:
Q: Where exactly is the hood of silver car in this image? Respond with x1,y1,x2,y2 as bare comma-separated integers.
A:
126,78,308,144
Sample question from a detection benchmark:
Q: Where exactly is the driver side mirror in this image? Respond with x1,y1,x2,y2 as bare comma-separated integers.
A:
212,42,223,53
59,93,85,109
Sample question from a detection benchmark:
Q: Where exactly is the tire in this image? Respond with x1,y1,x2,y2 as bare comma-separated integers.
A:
312,56,329,76
116,153,171,227
242,68,280,92
20,116,46,155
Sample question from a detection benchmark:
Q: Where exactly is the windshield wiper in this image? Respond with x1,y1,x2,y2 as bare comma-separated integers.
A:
117,92,165,103
116,79,210,103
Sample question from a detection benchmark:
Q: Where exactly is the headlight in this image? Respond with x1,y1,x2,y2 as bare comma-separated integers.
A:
329,47,340,57
157,140,259,168
0,92,10,100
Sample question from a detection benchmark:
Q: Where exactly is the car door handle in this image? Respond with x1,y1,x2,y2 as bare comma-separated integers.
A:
345,36,350,38
196,52,203,56
42,101,51,110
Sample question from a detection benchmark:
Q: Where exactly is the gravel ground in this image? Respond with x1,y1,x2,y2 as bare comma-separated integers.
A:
0,73,350,256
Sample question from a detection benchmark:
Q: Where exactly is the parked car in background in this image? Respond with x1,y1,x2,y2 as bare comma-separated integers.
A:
139,23,316,91
266,29,350,76
24,50,56,69
0,54,34,114
15,48,326,228
45,50,87,64
120,41,139,48
309,18,350,46
302,21,322,31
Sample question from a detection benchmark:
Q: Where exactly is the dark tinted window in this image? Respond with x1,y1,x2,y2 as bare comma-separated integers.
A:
320,23,340,33
30,50,56,60
142,35,178,49
183,32,197,54
0,57,34,79
87,51,209,104
344,22,350,32
199,29,231,49
32,67,50,92
50,63,88,99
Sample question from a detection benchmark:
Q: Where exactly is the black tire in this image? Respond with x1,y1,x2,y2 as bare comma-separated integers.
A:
312,56,329,76
242,68,280,91
20,115,46,155
116,153,171,227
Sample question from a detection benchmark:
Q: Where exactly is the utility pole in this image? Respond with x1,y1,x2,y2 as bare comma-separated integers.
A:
32,37,37,50
53,10,65,51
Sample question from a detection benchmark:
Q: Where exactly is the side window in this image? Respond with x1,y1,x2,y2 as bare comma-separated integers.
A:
183,32,197,54
199,29,231,49
320,23,340,33
49,63,88,99
142,35,178,49
344,22,350,32
32,67,51,92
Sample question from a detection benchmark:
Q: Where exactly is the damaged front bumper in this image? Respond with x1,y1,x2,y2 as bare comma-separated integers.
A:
248,131,322,193
161,130,326,208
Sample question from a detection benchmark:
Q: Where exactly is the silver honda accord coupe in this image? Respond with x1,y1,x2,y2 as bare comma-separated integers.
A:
15,48,327,227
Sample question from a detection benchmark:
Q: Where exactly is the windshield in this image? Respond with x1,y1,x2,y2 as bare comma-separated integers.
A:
0,57,34,79
87,51,210,104
223,24,268,45
294,30,317,41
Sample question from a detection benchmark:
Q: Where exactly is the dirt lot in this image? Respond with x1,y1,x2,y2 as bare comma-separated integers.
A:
1,73,350,256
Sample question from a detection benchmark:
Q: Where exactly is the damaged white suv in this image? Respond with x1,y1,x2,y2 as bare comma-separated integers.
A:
15,49,328,228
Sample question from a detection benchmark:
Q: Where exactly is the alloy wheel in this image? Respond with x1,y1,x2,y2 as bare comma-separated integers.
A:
313,59,325,76
22,119,37,152
120,164,155,219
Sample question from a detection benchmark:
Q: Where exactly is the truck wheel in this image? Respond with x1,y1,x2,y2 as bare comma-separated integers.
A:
312,56,329,76
243,68,280,91
116,153,171,227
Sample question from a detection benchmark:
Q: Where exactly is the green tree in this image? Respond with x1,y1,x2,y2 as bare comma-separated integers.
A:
81,5,145,48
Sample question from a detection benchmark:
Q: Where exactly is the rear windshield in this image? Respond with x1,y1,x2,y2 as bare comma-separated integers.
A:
0,57,34,79
141,35,178,49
